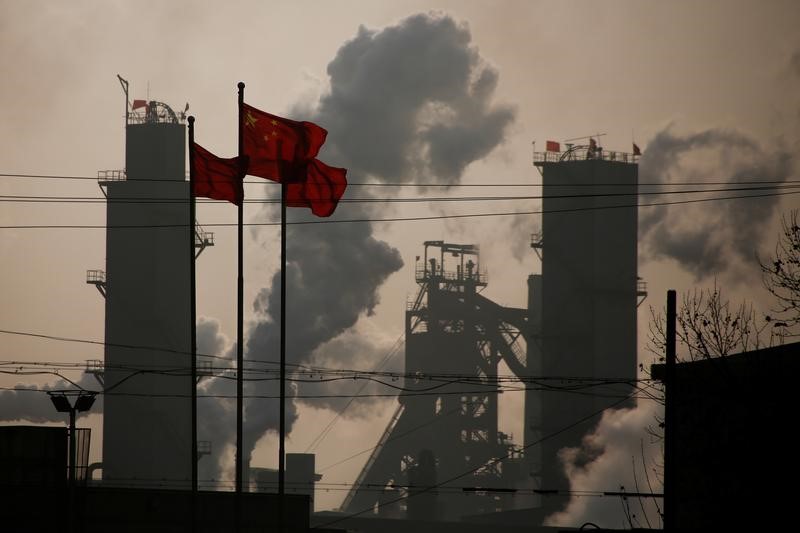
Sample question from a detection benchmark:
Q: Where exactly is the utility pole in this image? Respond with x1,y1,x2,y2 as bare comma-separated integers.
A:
664,290,676,531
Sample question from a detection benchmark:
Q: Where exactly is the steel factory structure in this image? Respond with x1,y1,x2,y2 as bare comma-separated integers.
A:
77,82,642,528
341,144,643,523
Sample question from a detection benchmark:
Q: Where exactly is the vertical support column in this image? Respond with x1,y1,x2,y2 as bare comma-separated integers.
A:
664,289,677,531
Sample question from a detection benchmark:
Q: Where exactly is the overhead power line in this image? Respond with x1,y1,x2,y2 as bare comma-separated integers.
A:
0,328,657,385
1,190,797,230
0,361,655,391
1,183,798,205
2,171,798,187
0,384,657,402
315,393,637,529
79,475,663,498
305,334,405,454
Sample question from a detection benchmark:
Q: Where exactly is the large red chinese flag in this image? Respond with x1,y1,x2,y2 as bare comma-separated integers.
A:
191,143,248,206
241,103,328,182
286,159,348,217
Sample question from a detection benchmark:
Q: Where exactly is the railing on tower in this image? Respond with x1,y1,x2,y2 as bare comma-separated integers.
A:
97,169,127,183
86,270,107,298
414,266,488,285
126,101,185,125
637,277,648,307
533,147,639,165
195,222,215,258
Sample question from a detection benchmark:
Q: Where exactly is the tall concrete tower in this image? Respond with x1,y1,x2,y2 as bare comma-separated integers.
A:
98,100,192,488
527,144,644,515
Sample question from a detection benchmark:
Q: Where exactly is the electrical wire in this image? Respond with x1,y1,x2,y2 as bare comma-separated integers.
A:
2,183,798,205
0,382,659,401
0,327,286,369
0,329,659,385
1,189,797,230
304,335,405,453
316,405,461,473
2,171,798,187
82,476,662,498
72,475,661,499
314,393,638,529
0,364,662,406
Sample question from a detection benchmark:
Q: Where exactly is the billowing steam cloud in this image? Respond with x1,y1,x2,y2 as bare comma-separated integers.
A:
299,326,405,416
313,13,514,182
195,317,237,485
0,372,102,423
545,402,664,529
1,16,513,476
242,221,401,463
639,127,793,281
238,12,514,467
0,317,236,487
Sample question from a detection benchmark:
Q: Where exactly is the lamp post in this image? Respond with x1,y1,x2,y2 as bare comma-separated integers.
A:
48,390,96,533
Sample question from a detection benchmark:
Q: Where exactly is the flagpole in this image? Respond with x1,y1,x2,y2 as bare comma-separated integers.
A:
187,116,198,532
279,178,287,531
236,81,245,533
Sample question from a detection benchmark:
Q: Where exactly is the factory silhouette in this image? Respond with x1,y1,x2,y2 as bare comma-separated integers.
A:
12,90,790,532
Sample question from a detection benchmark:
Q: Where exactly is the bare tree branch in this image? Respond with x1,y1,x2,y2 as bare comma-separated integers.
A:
760,209,800,338
647,282,768,362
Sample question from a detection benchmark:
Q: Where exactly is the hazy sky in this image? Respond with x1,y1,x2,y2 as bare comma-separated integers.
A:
2,0,799,522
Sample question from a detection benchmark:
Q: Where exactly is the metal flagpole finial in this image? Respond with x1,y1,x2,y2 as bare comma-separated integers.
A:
188,115,195,126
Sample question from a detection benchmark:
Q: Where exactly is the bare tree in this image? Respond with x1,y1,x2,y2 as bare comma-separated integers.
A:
642,284,768,494
760,209,800,337
647,282,768,362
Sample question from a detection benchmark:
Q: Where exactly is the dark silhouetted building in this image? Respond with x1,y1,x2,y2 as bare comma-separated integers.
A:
1,424,314,532
653,341,800,531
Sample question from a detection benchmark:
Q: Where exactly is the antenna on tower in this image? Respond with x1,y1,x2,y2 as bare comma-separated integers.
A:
563,132,607,143
116,74,129,126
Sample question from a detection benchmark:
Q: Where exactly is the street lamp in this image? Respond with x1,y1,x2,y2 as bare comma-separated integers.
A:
48,391,96,486
48,390,96,533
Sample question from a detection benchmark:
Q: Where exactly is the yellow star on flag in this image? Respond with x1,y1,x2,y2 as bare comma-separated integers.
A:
271,119,278,126
245,111,258,128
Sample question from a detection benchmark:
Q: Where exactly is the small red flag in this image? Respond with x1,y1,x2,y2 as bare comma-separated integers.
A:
285,159,348,217
191,143,248,206
545,140,560,152
241,103,328,182
632,143,641,156
132,99,148,110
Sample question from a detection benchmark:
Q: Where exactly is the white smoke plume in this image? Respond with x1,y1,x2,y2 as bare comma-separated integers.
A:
195,316,237,485
545,401,664,529
239,12,514,468
0,372,101,423
639,127,794,282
